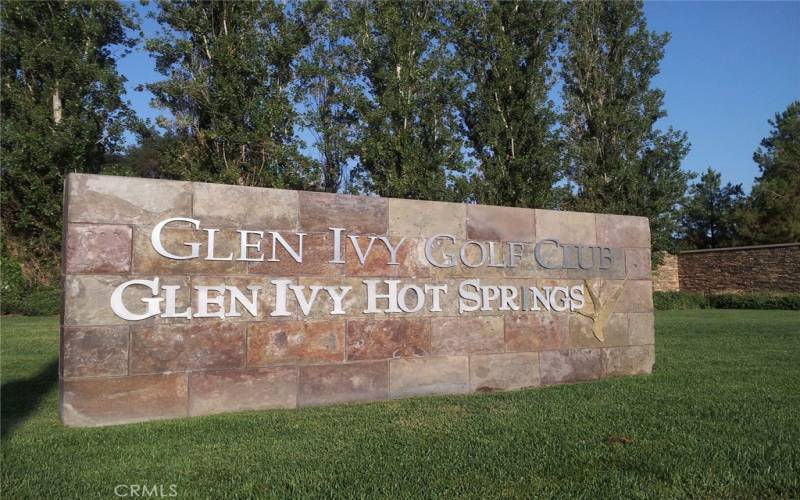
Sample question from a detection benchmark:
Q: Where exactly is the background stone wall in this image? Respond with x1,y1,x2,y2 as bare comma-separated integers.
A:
652,253,680,292
61,174,655,426
651,245,799,294
678,244,800,293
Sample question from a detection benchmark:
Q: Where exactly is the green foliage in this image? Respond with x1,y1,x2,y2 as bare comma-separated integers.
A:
653,291,709,310
146,0,317,188
449,1,566,208
347,1,470,201
104,132,181,179
654,291,800,310
741,101,800,244
0,252,59,316
0,0,139,285
708,293,800,311
679,167,746,249
561,1,691,253
295,1,360,192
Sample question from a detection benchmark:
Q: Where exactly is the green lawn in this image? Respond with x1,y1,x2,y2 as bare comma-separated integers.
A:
2,311,799,499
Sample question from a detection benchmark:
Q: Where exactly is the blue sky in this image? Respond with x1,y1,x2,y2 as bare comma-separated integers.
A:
117,1,800,192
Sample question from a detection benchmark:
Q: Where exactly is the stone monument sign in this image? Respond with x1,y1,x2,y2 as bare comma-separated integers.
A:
61,174,654,426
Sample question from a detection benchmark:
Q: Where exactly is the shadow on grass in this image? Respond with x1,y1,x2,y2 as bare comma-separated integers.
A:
1,359,58,439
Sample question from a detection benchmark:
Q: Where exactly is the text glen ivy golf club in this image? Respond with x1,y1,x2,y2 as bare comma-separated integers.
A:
110,217,621,321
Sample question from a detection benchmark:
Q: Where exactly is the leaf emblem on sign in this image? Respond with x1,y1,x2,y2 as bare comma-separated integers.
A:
576,276,628,342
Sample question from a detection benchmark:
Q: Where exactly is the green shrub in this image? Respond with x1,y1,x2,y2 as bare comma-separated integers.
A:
654,291,800,311
0,253,28,314
653,291,709,310
708,293,800,311
1,254,60,316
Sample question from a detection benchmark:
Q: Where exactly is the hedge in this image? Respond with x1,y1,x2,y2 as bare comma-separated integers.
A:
654,291,800,311
1,254,60,316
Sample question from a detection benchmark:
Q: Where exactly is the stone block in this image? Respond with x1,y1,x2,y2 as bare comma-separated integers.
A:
389,356,469,398
388,199,466,238
247,320,345,366
625,247,652,280
188,367,298,416
192,182,298,229
130,323,245,374
298,361,389,406
596,214,650,248
67,174,193,225
295,277,370,318
580,279,652,314
299,191,388,234
504,313,569,352
345,237,429,278
132,226,246,275
424,238,507,279
469,352,539,392
535,209,596,245
618,280,654,313
65,224,132,274
62,326,129,378
562,247,626,280
568,313,628,348
62,374,188,426
190,276,293,321
602,345,654,376
431,316,504,355
346,318,431,360
628,313,655,345
63,275,191,326
539,349,603,385
249,232,345,276
466,205,535,242
502,243,568,279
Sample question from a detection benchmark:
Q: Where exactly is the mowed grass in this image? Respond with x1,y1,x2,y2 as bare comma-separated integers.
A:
1,311,799,499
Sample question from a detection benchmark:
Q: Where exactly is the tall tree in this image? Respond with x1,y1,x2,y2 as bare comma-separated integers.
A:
742,101,800,244
146,0,315,188
561,1,690,254
295,1,360,193
0,0,138,284
449,0,565,208
679,167,745,249
348,0,469,201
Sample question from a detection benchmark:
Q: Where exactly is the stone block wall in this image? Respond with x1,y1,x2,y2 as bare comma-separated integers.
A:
652,253,679,292
61,174,655,426
678,244,800,293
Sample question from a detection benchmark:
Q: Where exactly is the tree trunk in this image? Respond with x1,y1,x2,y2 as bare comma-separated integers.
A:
52,82,62,124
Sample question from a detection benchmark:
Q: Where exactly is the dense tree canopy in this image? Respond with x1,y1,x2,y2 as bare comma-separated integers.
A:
346,1,469,201
561,0,691,254
679,168,746,249
449,0,565,208
146,0,315,188
0,0,138,283
741,101,800,244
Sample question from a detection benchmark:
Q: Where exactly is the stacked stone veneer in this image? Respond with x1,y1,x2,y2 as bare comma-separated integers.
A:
678,244,800,293
61,174,654,426
652,253,679,292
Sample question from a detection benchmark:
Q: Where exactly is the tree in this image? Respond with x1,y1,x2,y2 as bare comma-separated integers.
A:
295,1,360,193
449,0,565,208
742,101,800,244
679,167,745,249
106,131,181,180
561,1,691,254
347,0,470,201
0,0,138,284
145,0,316,189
